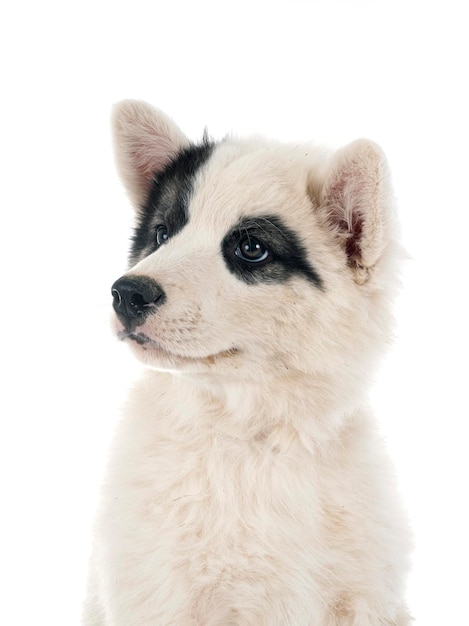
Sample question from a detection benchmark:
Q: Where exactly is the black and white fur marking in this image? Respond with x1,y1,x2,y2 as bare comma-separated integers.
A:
130,140,215,265
222,214,323,287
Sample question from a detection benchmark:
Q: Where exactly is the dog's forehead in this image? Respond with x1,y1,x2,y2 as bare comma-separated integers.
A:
189,140,313,232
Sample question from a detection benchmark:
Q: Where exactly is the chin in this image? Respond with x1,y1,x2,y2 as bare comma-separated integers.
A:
117,327,241,375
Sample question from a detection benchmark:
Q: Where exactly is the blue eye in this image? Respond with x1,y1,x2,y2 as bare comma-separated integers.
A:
235,236,269,263
156,225,169,246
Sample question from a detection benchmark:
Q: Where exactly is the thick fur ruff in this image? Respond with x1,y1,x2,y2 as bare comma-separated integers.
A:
84,101,412,625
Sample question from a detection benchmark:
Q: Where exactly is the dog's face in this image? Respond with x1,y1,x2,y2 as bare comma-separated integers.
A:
111,101,399,386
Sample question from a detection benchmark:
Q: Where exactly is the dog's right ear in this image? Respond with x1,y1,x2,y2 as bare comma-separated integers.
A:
112,100,190,209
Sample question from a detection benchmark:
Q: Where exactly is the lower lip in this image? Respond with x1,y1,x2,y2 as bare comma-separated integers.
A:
119,331,168,351
119,331,239,364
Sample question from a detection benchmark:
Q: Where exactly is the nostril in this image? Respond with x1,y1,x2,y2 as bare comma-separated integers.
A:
112,288,122,305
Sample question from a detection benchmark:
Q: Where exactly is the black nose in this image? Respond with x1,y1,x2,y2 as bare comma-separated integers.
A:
111,275,165,328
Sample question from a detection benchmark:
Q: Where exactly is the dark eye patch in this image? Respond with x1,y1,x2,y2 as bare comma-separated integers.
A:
129,140,215,265
222,215,323,288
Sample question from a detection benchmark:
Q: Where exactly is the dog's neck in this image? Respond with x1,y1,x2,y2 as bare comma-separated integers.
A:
170,366,368,446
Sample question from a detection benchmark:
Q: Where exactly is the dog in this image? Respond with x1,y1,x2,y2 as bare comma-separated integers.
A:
83,100,412,625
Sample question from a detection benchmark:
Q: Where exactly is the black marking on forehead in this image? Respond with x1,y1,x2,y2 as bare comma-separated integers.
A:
129,140,215,265
222,215,323,288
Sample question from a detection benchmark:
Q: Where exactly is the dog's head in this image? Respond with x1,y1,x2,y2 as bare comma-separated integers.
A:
110,100,400,392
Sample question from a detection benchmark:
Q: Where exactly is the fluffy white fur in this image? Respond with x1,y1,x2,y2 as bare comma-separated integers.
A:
84,101,412,625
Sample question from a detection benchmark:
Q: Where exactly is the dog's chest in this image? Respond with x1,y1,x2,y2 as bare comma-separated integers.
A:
103,383,328,608
113,405,321,540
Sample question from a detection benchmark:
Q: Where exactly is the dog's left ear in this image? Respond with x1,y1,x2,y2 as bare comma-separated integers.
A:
112,100,190,208
319,139,394,284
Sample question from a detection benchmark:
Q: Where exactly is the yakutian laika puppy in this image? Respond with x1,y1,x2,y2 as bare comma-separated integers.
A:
84,100,412,625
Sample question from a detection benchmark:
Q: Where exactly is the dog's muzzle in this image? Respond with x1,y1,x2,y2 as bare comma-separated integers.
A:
111,275,165,329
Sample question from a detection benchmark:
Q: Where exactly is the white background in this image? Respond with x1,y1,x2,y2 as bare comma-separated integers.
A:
1,1,467,624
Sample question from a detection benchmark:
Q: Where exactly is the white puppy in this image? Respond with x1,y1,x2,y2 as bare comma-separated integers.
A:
84,100,412,625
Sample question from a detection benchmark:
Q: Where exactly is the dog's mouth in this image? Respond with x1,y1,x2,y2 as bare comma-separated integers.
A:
120,331,154,346
118,330,239,365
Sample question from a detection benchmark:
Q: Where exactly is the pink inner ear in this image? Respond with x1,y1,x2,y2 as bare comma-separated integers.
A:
345,209,363,263
112,101,191,207
322,139,388,274
326,174,365,265
134,136,177,181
